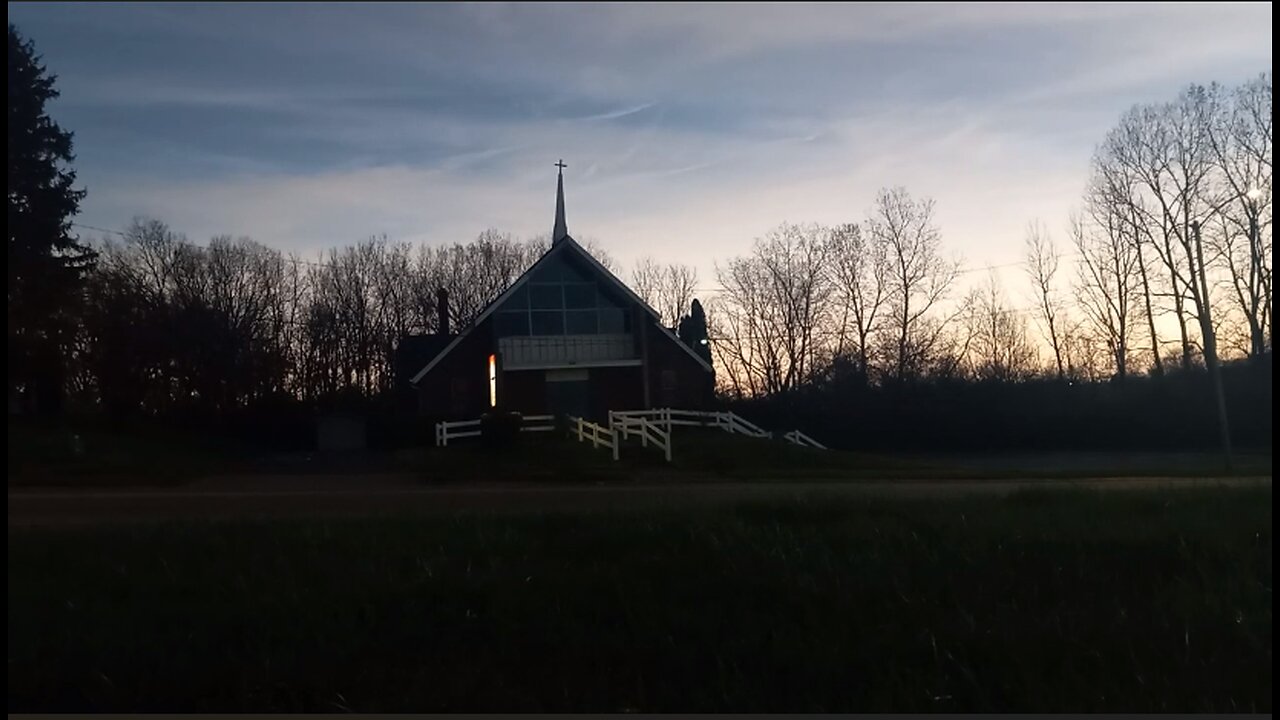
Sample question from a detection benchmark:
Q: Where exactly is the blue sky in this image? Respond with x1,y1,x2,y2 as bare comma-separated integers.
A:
7,2,1273,290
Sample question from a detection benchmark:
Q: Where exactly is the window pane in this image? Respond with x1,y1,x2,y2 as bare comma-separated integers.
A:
598,308,625,333
494,311,530,337
502,285,529,310
564,283,596,309
531,310,565,335
596,287,624,310
565,310,598,334
532,256,571,282
529,284,563,309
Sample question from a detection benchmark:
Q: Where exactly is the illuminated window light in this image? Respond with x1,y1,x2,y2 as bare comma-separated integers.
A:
488,354,497,407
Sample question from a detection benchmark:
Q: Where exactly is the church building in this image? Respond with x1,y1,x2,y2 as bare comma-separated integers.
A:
405,164,714,421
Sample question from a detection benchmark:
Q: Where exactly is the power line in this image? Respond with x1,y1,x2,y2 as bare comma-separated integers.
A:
74,222,333,268
72,222,126,238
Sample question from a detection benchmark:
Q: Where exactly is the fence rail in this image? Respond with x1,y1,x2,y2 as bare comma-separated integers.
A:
611,415,673,462
568,416,620,460
435,408,823,456
783,429,828,450
609,408,771,439
435,414,556,447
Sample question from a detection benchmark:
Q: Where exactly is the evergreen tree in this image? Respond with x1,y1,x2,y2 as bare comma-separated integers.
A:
677,298,713,368
8,24,94,414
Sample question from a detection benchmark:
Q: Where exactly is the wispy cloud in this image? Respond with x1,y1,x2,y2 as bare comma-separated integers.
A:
9,1,1272,294
577,102,657,123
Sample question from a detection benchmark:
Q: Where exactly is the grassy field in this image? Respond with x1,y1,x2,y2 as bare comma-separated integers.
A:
7,422,244,486
8,487,1271,712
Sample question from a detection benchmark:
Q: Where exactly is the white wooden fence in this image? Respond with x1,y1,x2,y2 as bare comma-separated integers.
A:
608,408,772,439
435,408,824,458
782,429,828,450
569,416,620,461
434,414,555,447
610,415,673,462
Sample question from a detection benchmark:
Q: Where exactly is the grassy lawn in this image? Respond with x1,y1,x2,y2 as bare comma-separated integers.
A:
7,422,244,487
8,487,1271,712
923,449,1273,479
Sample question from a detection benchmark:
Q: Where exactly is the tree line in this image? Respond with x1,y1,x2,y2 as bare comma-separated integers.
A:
73,222,632,416
708,74,1272,397
8,22,1271,452
707,74,1271,453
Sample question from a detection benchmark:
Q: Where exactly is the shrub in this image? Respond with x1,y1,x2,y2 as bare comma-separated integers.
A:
480,408,523,449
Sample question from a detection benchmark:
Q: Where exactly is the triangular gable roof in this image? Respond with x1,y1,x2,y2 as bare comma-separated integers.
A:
410,235,699,385
655,322,716,374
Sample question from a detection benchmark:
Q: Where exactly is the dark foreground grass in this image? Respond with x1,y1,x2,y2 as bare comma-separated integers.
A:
8,422,243,486
8,488,1272,712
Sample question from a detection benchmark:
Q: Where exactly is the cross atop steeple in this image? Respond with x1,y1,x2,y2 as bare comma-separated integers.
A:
552,160,569,244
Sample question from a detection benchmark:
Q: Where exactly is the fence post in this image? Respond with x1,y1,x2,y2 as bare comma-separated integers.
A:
641,419,649,448
611,427,620,461
664,427,672,463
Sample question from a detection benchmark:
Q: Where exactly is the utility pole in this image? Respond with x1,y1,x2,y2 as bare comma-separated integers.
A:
1248,209,1265,358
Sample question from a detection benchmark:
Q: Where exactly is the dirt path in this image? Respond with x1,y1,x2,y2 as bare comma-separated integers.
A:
7,475,1270,529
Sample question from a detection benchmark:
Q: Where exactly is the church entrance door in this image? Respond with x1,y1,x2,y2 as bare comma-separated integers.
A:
545,369,591,419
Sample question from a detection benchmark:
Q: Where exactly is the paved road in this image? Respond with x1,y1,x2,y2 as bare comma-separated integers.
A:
8,475,1270,529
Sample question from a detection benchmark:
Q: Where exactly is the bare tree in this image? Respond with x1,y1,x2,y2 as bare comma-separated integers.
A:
1023,220,1067,379
965,274,1038,382
630,257,663,317
1088,156,1166,375
1071,208,1140,380
714,254,785,396
629,257,700,327
828,222,888,381
1101,103,1197,370
1205,75,1272,358
869,187,961,384
576,236,621,274
659,263,699,329
713,223,833,395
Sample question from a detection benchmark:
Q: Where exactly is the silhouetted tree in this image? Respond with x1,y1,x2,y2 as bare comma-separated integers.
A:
714,223,832,395
631,257,699,328
870,187,961,384
1071,207,1140,381
677,298,713,368
829,222,887,383
1024,221,1067,380
8,24,95,414
1204,75,1272,359
965,274,1038,382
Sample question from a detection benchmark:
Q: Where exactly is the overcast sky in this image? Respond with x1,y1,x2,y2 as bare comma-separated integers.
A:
8,2,1273,293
